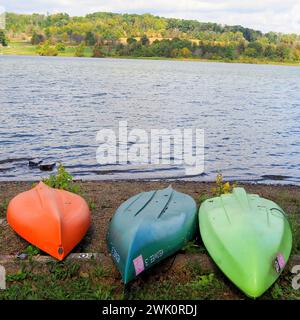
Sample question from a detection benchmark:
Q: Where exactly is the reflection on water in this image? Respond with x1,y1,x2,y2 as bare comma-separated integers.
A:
0,55,300,184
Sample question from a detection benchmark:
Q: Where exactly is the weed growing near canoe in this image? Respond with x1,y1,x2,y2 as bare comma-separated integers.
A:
263,272,300,300
179,275,226,300
1,274,116,300
182,240,206,254
42,163,97,210
0,199,8,218
212,173,237,196
47,261,80,280
0,261,118,300
22,245,40,257
198,174,237,205
42,163,80,194
93,285,118,300
198,194,211,205
128,274,227,300
187,273,215,289
270,283,283,299
87,199,96,210
289,213,300,255
94,265,111,278
187,259,205,276
6,269,28,282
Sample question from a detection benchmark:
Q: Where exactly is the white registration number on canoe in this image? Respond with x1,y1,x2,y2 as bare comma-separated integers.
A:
145,249,164,267
111,247,121,264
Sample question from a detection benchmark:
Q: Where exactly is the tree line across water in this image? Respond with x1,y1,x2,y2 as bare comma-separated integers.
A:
1,12,300,63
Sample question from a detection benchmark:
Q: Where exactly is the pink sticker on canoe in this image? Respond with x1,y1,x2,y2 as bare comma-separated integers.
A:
277,253,286,269
275,253,286,273
133,255,145,276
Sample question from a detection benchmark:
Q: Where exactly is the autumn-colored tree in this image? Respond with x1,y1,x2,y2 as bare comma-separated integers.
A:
31,32,45,45
3,12,300,63
74,42,85,57
92,42,105,58
180,47,191,58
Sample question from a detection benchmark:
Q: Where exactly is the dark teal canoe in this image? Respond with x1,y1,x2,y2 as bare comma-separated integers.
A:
106,186,197,284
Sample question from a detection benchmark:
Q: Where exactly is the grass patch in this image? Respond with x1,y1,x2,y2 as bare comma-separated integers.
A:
182,240,206,254
1,253,299,300
60,46,93,57
87,199,96,210
186,259,206,277
262,273,300,300
1,42,93,58
0,261,118,300
93,265,111,278
22,245,40,257
289,213,300,255
0,199,8,218
128,273,227,300
1,276,116,300
1,42,300,67
1,42,38,56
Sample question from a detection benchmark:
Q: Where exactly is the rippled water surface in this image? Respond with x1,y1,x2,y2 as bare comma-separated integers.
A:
0,55,300,184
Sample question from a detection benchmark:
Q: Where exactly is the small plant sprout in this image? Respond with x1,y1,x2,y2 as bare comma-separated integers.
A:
42,163,81,194
211,173,237,196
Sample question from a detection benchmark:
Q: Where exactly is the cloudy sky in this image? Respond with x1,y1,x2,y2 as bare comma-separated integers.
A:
1,0,300,33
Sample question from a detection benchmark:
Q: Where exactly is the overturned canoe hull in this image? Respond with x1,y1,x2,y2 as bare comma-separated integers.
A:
199,187,292,298
7,182,90,260
107,186,197,284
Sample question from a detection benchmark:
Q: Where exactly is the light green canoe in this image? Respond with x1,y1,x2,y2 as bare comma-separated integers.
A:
199,187,292,298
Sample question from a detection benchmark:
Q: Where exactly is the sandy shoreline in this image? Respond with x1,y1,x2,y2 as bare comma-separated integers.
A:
0,180,299,299
1,180,300,255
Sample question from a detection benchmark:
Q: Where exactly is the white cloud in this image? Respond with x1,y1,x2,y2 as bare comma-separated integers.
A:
2,0,300,33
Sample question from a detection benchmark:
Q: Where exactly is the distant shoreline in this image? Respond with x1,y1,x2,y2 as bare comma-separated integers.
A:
1,44,300,67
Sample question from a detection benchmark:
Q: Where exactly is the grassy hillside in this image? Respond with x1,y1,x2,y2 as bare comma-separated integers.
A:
1,12,300,65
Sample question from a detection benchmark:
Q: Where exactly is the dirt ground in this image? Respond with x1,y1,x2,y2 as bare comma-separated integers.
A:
0,180,300,255
0,180,300,300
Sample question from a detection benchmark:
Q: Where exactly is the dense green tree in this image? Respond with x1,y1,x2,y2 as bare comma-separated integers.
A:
264,45,277,59
245,41,264,57
55,42,66,52
36,41,58,56
224,46,238,60
127,37,137,45
74,42,85,57
92,42,105,57
31,32,45,45
0,30,8,46
3,12,300,63
242,28,262,42
140,34,150,46
85,31,96,46
180,47,192,58
265,32,279,44
276,44,291,61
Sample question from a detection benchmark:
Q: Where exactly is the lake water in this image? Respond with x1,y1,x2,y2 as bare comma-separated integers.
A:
0,55,300,184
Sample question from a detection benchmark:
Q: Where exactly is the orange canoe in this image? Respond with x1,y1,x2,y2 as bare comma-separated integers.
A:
7,182,90,260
